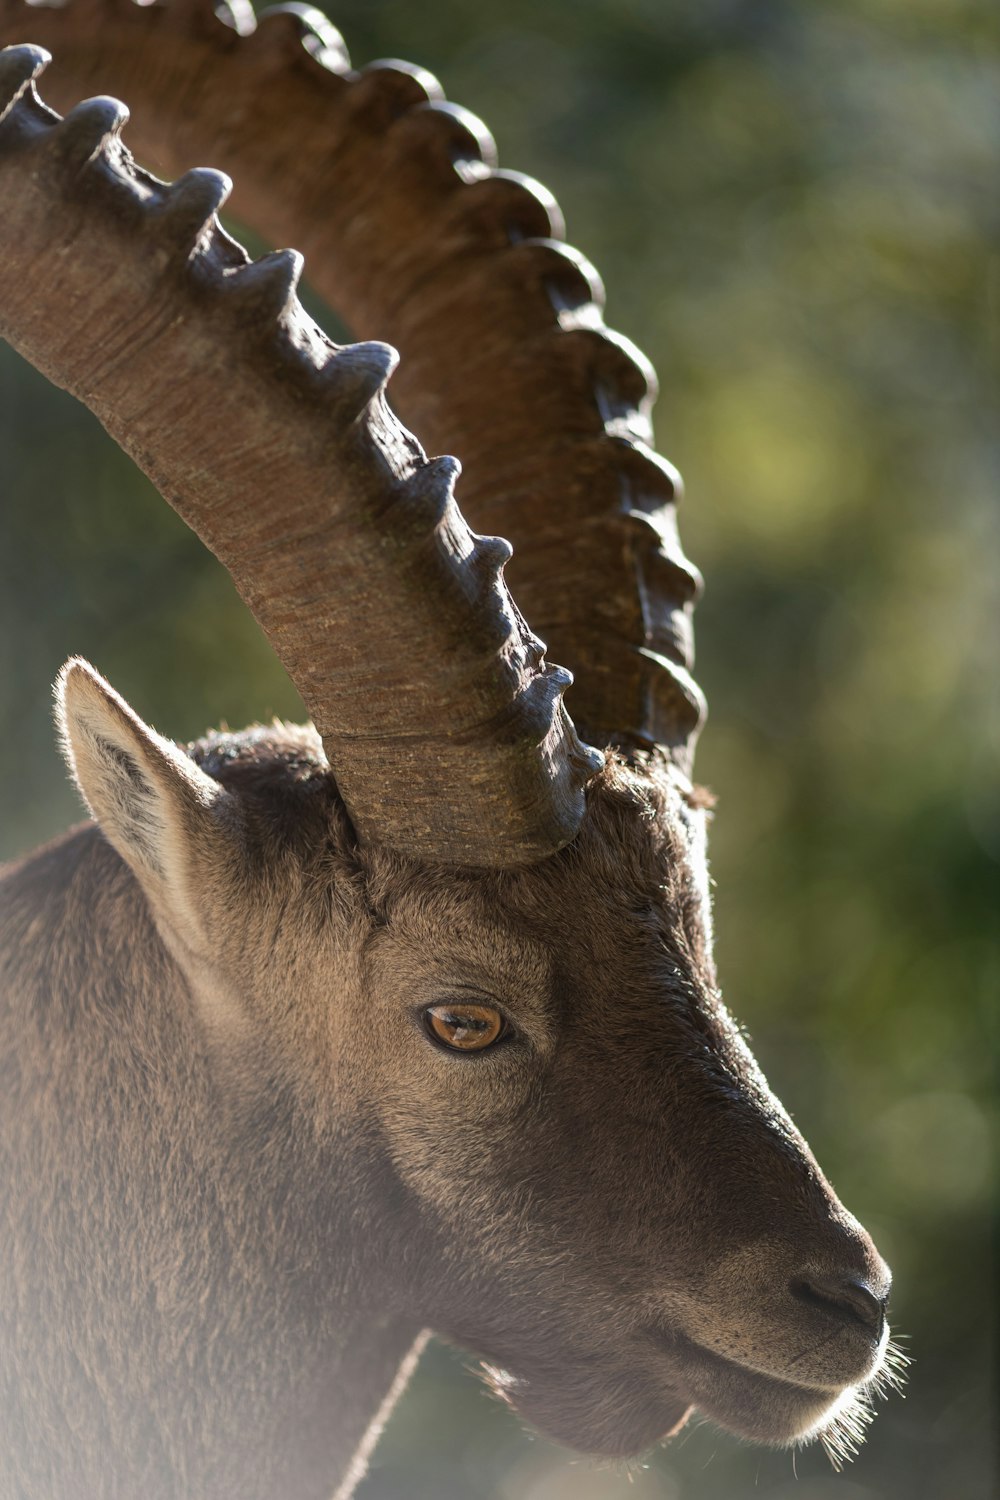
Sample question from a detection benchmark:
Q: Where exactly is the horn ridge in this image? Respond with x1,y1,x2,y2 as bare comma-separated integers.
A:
0,0,705,763
0,46,602,865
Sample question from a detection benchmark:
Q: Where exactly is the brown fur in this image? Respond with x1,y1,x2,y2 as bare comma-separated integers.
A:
0,666,893,1497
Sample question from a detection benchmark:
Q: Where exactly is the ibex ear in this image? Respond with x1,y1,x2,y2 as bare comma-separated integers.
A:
56,658,232,948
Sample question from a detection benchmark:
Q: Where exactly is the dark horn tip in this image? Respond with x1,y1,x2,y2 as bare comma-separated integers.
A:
157,167,232,244
55,96,130,165
475,534,514,572
404,98,499,175
249,4,332,65
426,453,462,485
226,247,304,321
0,45,50,114
489,169,562,246
323,340,399,417
354,59,445,119
571,738,606,779
257,3,349,67
171,0,253,38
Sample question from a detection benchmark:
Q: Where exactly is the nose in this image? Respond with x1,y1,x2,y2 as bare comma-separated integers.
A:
791,1271,889,1339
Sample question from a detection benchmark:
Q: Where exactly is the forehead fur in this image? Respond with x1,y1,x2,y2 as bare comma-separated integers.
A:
358,751,715,978
183,726,712,966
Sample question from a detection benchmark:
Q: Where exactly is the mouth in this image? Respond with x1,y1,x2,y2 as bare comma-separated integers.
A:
650,1326,900,1464
479,1317,904,1465
483,1330,853,1460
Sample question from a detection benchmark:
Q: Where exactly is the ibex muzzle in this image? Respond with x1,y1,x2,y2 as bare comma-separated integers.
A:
0,9,903,1498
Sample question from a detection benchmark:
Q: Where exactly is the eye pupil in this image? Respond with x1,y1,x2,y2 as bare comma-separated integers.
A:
425,1002,504,1052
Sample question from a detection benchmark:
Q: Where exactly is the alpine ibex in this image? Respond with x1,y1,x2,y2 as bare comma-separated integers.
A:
0,6,904,1498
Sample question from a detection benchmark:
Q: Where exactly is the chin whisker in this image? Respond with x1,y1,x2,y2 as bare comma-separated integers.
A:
808,1333,911,1471
875,1335,913,1395
816,1394,875,1471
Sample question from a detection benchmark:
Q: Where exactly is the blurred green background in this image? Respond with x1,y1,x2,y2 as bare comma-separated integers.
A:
0,0,996,1497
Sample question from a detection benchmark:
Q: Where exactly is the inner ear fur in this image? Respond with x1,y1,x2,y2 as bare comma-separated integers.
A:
56,657,236,945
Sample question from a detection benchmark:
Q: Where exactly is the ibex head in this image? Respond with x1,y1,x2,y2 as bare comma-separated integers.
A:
56,662,890,1462
0,8,903,1491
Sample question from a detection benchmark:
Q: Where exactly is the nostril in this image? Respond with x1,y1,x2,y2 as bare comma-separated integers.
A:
791,1274,887,1338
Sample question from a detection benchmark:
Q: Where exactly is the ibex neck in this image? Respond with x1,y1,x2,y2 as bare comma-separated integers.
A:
0,826,422,1500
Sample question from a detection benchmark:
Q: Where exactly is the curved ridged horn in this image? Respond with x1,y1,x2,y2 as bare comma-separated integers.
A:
0,45,603,866
0,0,706,767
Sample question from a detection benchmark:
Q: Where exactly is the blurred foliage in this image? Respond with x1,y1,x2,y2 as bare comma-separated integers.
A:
0,0,996,1497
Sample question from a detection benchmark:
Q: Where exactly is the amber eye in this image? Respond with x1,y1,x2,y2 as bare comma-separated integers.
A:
423,1002,505,1052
